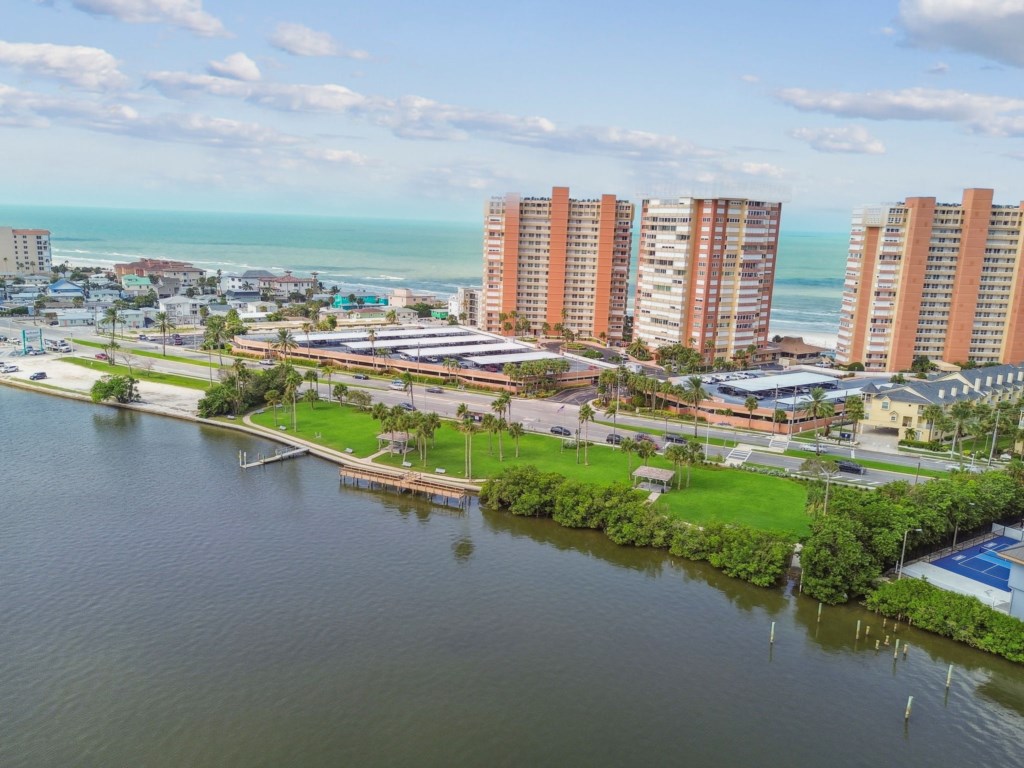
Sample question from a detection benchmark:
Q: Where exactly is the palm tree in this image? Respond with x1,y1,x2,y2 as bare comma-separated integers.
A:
154,311,171,357
283,369,302,430
578,403,595,465
637,440,657,466
744,395,759,429
385,309,397,324
401,371,415,408
273,328,297,363
665,444,688,489
508,421,524,458
620,437,637,476
302,388,319,410
265,389,281,426
319,362,335,401
303,370,318,403
367,329,377,370
948,400,975,460
443,357,461,383
800,387,834,453
682,375,709,436
922,403,945,444
332,383,348,405
204,315,228,367
843,395,865,444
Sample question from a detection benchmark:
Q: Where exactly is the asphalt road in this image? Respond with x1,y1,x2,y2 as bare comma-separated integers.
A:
3,318,988,487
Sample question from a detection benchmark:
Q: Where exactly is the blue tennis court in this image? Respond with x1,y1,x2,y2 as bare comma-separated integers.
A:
932,536,1015,591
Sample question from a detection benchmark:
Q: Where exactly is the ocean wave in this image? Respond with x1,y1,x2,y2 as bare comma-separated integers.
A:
773,277,845,288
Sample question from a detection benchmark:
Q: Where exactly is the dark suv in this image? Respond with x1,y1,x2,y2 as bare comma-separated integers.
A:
550,426,572,436
837,460,866,475
665,433,687,445
605,433,623,445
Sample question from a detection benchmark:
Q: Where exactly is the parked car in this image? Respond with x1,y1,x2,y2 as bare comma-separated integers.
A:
946,464,982,474
353,373,369,380
138,334,147,340
29,371,47,380
605,433,623,445
1,364,18,373
94,352,109,360
397,402,417,411
550,426,572,436
258,358,275,366
837,460,866,475
665,433,687,444
48,320,58,326
425,386,443,394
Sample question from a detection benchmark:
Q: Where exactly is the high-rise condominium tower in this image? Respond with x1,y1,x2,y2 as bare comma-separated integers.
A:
0,227,52,277
482,187,634,342
632,197,781,360
836,188,1024,371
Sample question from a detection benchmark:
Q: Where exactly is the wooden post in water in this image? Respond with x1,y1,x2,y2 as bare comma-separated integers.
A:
884,634,890,646
903,644,909,660
770,621,775,645
874,640,879,652
905,696,913,721
855,619,861,639
817,603,822,623
893,639,900,660
238,450,242,467
946,664,954,689
865,626,870,637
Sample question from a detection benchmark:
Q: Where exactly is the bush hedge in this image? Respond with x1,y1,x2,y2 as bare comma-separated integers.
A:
480,465,793,587
865,578,1024,663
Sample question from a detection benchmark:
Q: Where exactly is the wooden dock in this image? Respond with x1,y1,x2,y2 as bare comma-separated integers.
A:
339,464,469,506
239,447,308,468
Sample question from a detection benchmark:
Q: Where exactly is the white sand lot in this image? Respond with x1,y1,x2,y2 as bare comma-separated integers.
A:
0,349,203,418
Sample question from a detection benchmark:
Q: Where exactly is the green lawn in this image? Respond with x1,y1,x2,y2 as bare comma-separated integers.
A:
249,400,383,457
62,357,212,390
258,404,809,535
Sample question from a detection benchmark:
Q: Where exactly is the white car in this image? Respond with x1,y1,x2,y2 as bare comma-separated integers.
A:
2,364,19,373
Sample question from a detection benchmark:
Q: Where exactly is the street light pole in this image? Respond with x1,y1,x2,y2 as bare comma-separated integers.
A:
897,527,923,579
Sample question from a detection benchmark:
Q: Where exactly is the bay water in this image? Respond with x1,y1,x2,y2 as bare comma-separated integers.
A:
0,205,847,345
2,386,1022,767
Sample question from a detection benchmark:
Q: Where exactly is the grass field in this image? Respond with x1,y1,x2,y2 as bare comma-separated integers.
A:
252,402,809,535
63,356,212,390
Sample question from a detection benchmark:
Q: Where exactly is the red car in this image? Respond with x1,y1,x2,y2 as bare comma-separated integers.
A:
95,352,109,360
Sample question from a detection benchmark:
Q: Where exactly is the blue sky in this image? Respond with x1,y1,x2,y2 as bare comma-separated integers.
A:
4,1,1024,229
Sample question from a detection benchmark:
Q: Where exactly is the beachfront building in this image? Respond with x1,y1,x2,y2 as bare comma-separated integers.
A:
836,188,1024,372
114,258,206,293
121,275,153,298
448,287,482,329
857,362,1024,442
258,271,316,301
0,227,52,277
482,187,634,343
632,197,781,361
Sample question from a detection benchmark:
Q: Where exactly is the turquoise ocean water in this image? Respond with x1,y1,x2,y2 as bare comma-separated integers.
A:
0,205,848,343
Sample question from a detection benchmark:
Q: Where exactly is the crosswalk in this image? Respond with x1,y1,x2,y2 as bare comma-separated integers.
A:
724,445,753,467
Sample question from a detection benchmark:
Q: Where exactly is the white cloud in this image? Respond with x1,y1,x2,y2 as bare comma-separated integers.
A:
899,0,1024,67
790,126,886,154
738,162,785,178
269,22,368,59
303,147,367,165
207,53,261,82
927,62,949,75
740,74,760,83
0,41,126,90
65,0,228,38
777,86,1024,124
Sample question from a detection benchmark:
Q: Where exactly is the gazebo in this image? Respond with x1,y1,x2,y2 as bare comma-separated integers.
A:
377,431,413,455
631,465,675,493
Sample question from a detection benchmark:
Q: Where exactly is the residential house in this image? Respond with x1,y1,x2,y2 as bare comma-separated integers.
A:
859,363,1024,441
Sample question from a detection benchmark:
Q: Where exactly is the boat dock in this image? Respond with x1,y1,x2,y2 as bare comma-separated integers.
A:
239,447,309,468
339,465,469,507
